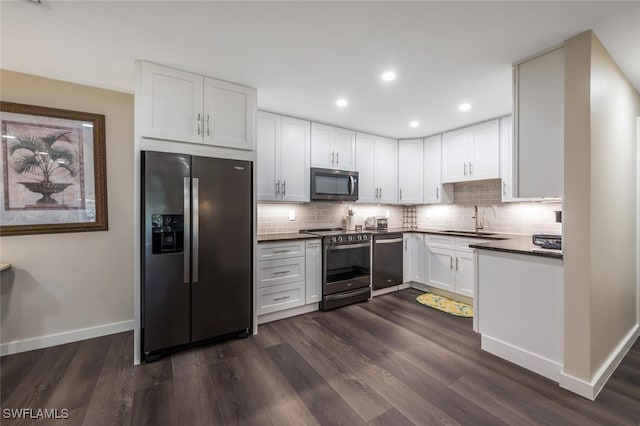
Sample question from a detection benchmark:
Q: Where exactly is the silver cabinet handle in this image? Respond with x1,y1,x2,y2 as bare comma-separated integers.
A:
436,187,439,199
336,151,339,165
273,249,290,254
331,151,335,164
274,296,291,302
449,256,453,270
207,114,211,136
456,257,459,271
197,113,201,135
503,182,507,196
276,180,280,195
183,177,191,284
380,187,383,198
282,180,286,196
404,238,408,250
192,178,199,283
273,270,291,275
399,188,402,200
464,163,467,176
469,162,473,175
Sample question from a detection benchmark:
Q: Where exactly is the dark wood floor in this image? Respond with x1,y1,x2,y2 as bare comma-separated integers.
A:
2,288,640,425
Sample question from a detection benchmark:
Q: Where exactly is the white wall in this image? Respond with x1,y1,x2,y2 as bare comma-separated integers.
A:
0,70,134,354
562,31,640,397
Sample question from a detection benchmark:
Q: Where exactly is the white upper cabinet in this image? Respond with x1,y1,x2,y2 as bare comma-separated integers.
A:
499,115,532,202
280,116,311,201
141,62,204,144
376,137,398,204
140,61,256,150
398,139,424,204
355,132,377,203
203,77,256,150
257,112,310,202
514,47,564,198
442,119,500,183
355,132,397,204
423,134,453,204
311,123,356,170
468,120,500,180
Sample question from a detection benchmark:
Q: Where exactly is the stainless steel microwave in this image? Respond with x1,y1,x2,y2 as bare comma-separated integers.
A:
310,168,359,201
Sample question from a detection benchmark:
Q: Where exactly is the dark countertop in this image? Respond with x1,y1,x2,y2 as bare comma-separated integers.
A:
257,233,320,243
257,229,562,259
469,235,563,259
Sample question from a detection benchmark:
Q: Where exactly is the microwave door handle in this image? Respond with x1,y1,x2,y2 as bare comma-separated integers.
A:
349,176,355,196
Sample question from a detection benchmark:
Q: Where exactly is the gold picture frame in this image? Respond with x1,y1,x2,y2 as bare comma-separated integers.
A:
0,102,108,236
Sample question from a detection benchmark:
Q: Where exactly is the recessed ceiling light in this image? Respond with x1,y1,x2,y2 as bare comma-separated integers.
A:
336,98,348,108
409,121,420,128
459,103,472,111
381,71,396,82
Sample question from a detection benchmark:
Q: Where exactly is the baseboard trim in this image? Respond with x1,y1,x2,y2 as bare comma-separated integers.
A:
257,303,319,325
559,323,640,400
0,319,134,356
481,334,562,382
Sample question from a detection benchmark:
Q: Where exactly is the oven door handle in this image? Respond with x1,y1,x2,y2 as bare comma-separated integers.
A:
326,242,371,251
375,238,403,244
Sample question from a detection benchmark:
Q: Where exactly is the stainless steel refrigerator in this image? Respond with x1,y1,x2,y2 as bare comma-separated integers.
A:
141,151,252,360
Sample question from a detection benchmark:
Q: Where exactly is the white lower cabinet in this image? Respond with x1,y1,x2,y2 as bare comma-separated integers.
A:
305,240,322,304
257,239,321,319
422,235,489,298
403,233,425,283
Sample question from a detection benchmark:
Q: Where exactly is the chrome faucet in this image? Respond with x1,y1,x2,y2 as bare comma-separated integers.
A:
473,205,484,232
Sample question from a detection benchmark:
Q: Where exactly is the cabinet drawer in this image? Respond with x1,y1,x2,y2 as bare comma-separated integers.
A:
258,241,305,260
455,237,491,252
257,282,305,315
424,234,455,249
257,257,305,288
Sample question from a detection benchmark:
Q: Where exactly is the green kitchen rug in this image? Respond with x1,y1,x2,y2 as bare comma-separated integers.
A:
416,293,474,317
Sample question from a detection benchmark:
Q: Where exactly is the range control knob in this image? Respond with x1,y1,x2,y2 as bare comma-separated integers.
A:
363,234,368,240
347,235,353,242
331,237,338,243
337,236,343,242
357,235,362,241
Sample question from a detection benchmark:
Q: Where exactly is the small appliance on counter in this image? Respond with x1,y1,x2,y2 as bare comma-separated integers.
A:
344,207,355,231
532,234,562,250
365,216,388,231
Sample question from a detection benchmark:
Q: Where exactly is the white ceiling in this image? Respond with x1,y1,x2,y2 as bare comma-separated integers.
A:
2,1,639,139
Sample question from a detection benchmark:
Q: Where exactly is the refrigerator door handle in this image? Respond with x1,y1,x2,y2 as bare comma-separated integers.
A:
183,177,191,284
192,178,200,284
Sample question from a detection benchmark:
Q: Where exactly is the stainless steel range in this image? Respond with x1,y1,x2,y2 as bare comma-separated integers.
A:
301,228,371,311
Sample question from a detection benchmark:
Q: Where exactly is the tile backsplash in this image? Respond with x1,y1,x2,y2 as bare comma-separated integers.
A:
257,179,562,236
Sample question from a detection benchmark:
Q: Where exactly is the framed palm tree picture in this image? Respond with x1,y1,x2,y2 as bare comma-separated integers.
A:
0,102,108,236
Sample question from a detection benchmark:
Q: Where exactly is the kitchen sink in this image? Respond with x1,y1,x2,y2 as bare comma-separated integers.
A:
441,230,497,237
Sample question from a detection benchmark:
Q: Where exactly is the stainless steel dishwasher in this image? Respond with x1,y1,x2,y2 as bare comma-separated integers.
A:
372,233,404,290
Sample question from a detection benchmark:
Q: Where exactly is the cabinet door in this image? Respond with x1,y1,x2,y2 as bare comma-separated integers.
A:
469,119,500,180
311,122,334,169
426,247,455,291
280,117,311,202
333,127,356,171
403,234,412,282
257,112,280,201
455,251,474,298
203,77,256,150
376,137,398,203
515,47,564,198
423,134,451,204
398,139,424,204
140,62,204,144
441,128,469,183
412,234,426,283
355,132,377,203
305,240,322,304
